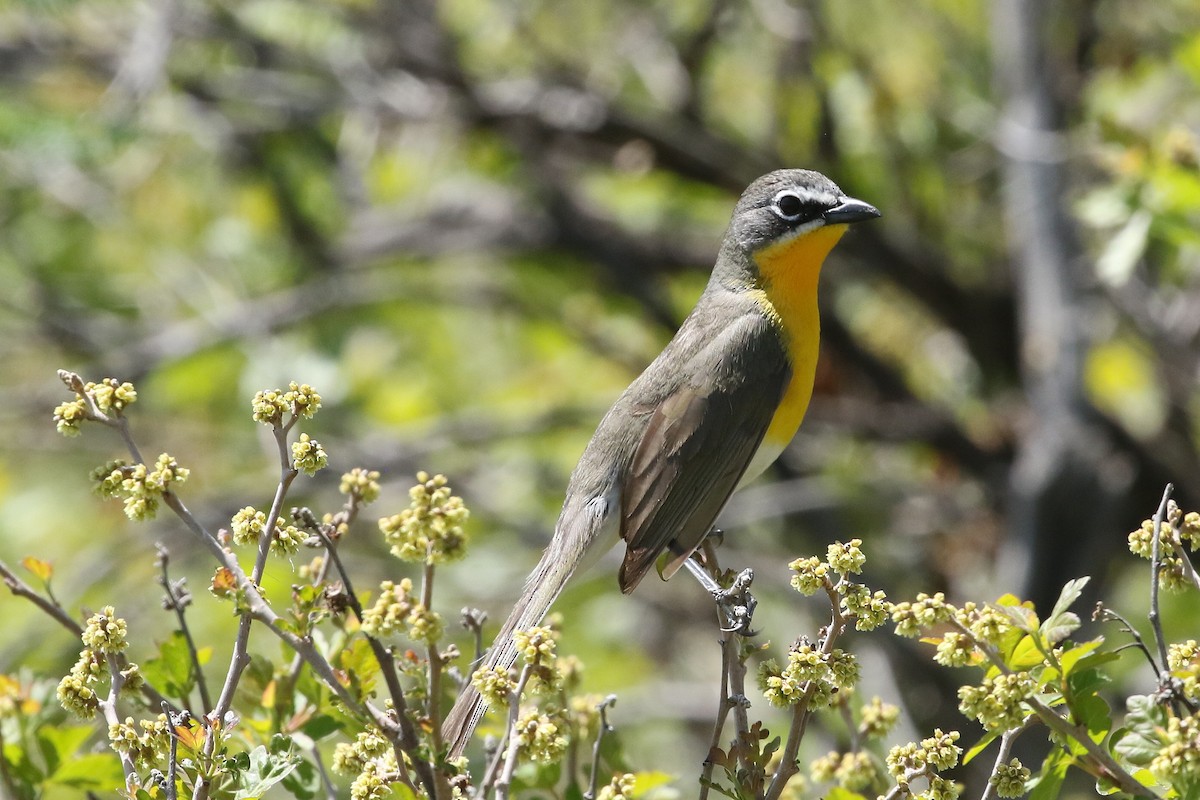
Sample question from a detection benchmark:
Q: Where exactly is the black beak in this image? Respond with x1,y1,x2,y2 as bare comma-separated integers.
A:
823,197,881,224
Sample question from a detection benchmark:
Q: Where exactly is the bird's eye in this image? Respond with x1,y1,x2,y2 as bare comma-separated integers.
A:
771,191,820,223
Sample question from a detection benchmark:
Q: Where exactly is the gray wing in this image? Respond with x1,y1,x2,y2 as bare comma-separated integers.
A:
617,309,790,593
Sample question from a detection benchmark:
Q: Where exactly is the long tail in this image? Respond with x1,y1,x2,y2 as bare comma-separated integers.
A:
442,520,591,759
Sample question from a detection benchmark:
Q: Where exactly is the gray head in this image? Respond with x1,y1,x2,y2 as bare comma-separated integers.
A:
725,169,880,254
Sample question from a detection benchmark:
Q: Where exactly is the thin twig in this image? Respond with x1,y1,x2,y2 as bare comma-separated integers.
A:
306,519,422,795
309,742,339,800
838,699,861,753
583,695,617,800
698,629,735,800
1093,603,1161,678
1149,484,1174,673
156,545,211,713
98,653,138,788
423,556,445,753
0,559,83,636
163,702,181,800
980,723,1027,800
880,766,933,800
763,579,850,800
485,664,534,800
194,416,299,800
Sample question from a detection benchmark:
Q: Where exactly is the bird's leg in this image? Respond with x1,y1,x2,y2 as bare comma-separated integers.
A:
704,526,725,549
682,556,757,635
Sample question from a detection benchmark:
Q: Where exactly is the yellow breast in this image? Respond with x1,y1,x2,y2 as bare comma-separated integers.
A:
750,223,847,450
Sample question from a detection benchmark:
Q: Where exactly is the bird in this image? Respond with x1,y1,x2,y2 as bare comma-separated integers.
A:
442,168,880,757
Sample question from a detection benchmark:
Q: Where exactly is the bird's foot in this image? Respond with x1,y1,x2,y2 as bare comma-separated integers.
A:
714,568,756,635
682,558,757,635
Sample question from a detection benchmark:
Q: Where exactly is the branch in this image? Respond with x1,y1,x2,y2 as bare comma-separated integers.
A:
0,559,83,637
980,725,1028,800
485,664,534,800
156,544,211,713
1148,484,1174,671
583,695,618,800
763,580,850,800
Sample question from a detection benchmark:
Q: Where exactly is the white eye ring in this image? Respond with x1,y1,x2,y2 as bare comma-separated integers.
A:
770,189,813,222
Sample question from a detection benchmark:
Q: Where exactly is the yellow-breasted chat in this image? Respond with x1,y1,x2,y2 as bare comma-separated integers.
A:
444,168,880,756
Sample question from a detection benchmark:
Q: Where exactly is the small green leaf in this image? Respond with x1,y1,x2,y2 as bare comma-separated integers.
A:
1112,695,1166,766
391,782,420,800
1058,639,1106,678
962,728,1002,765
1008,635,1046,670
1066,667,1113,706
999,603,1040,634
1029,748,1070,800
337,637,380,696
46,753,126,789
141,631,197,698
1040,578,1090,645
1040,611,1081,645
1046,577,1090,625
280,758,320,800
234,737,303,799
1074,693,1112,740
599,726,631,772
36,724,93,776
300,714,341,740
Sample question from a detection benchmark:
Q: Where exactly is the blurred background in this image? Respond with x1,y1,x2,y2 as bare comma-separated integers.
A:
1,0,1199,792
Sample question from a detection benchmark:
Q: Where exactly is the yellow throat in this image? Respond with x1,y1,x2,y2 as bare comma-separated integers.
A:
751,223,848,448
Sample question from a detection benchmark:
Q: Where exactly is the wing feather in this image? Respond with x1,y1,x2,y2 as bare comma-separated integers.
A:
617,310,790,592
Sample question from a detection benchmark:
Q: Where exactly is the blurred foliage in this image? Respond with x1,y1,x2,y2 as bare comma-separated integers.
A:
1,0,1200,794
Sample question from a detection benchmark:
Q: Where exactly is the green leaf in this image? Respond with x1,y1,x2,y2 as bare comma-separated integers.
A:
280,758,320,800
1029,748,1071,800
1040,611,1081,645
1040,578,1089,644
1058,639,1106,678
1008,635,1047,670
599,727,631,773
391,782,420,800
999,603,1040,634
337,637,380,697
141,631,197,699
300,714,342,740
1047,577,1090,624
1066,667,1113,707
36,724,93,776
962,728,1002,765
46,753,126,789
1112,695,1166,766
825,788,869,800
1073,692,1112,741
233,736,303,799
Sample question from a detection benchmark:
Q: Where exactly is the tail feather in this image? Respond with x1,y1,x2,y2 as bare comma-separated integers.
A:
442,533,583,759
